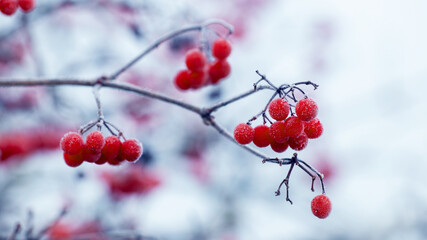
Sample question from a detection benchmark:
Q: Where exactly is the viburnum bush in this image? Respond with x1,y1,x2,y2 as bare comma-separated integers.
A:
0,14,331,239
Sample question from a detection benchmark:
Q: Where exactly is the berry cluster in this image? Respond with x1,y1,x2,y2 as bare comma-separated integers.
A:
174,38,232,90
60,131,143,167
101,166,161,199
234,97,323,153
0,0,35,16
0,128,63,163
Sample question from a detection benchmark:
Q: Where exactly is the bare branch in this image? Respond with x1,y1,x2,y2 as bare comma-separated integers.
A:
206,85,274,113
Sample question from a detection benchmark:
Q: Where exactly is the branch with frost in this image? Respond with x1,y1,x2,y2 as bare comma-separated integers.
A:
0,19,325,204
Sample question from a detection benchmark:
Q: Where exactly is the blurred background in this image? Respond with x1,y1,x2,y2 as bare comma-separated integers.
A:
1,0,427,239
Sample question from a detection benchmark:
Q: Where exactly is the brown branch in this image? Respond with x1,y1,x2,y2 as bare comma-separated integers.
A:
205,85,274,114
0,78,203,115
0,77,273,160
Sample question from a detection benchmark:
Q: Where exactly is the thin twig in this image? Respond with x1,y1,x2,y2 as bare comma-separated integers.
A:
7,223,21,240
296,162,316,192
206,85,274,113
298,159,325,194
35,207,68,239
25,210,34,239
275,162,295,204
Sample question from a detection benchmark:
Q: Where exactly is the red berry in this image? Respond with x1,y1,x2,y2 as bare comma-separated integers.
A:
270,139,289,153
82,145,101,163
208,60,230,82
121,139,143,162
185,49,206,72
212,38,231,59
48,222,72,239
233,123,254,145
107,155,121,166
18,0,34,12
63,152,83,167
288,133,308,151
283,116,304,137
188,71,205,89
95,154,108,165
253,125,270,148
85,131,105,153
174,69,191,90
311,194,331,219
304,118,323,139
269,121,287,143
268,98,290,121
60,132,84,155
1,0,18,15
296,98,318,122
101,136,121,160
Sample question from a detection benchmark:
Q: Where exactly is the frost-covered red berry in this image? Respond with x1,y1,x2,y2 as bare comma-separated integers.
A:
269,121,287,143
95,154,108,165
253,125,270,148
212,38,231,59
63,152,83,167
188,71,205,89
208,60,230,83
288,133,308,151
311,194,331,219
85,131,105,153
121,139,143,162
304,118,323,139
101,136,121,160
1,0,18,15
60,132,84,155
185,49,206,72
82,145,101,163
18,0,34,12
296,98,318,122
107,155,122,166
283,116,304,138
268,98,290,121
174,69,191,90
233,123,254,145
270,139,289,153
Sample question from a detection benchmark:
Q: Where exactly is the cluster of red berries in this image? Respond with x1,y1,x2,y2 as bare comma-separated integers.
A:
174,38,232,90
311,194,331,219
0,0,35,16
0,128,63,163
234,97,323,153
60,131,143,167
101,166,161,199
